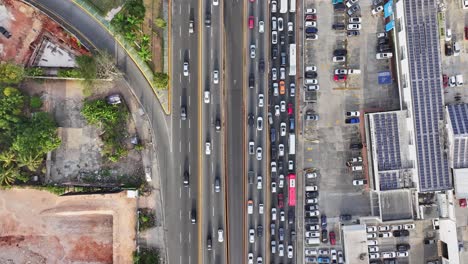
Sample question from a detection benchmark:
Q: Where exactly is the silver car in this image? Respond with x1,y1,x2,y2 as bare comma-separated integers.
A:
250,45,256,59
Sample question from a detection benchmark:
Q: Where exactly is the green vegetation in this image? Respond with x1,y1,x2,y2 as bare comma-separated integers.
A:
153,73,169,90
0,62,25,84
133,248,161,264
30,96,43,109
58,68,82,78
25,67,45,77
138,208,156,231
154,18,166,29
0,87,61,186
86,0,125,15
81,99,129,162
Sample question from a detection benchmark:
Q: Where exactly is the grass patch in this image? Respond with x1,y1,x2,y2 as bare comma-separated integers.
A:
138,208,156,231
86,0,125,15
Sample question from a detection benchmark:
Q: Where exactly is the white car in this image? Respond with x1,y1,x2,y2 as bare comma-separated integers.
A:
280,210,285,221
205,142,211,155
376,52,393,60
404,224,415,230
367,239,378,245
305,8,317,14
280,101,286,112
280,122,287,136
446,28,452,41
368,246,379,252
271,0,277,12
250,45,256,59
464,0,468,9
257,116,263,131
288,22,293,32
346,111,360,117
287,245,293,259
256,147,262,160
218,228,224,242
272,208,277,221
278,244,284,256
346,0,358,7
335,69,348,75
249,229,255,243
333,56,346,62
305,21,316,27
278,174,284,188
379,225,391,231
318,249,329,255
331,249,337,261
366,226,378,233
257,176,262,189
305,248,317,255
258,94,264,107
306,224,319,231
275,105,280,116
397,251,409,257
204,91,210,103
271,17,277,31
391,225,403,231
278,17,284,31
259,21,264,33
257,257,262,264
271,240,276,254
248,253,254,264
382,252,396,259
305,79,318,84
353,179,367,186
273,82,279,95
288,160,293,171
272,68,278,81
247,200,254,214
272,31,278,44
213,0,219,5
306,172,317,178
347,23,361,30
278,144,284,156
271,181,277,193
369,253,380,259
367,233,377,239
305,210,320,217
305,198,318,204
380,232,392,238
349,17,362,23
271,162,277,173
213,70,219,84
305,231,320,238
280,67,286,80
183,62,189,76
259,203,264,214
372,5,384,15
450,76,457,87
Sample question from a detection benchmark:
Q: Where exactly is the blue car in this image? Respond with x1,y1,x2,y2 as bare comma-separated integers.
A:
346,117,360,124
321,215,327,228
318,256,330,263
289,117,295,131
332,0,343,4
305,27,318,34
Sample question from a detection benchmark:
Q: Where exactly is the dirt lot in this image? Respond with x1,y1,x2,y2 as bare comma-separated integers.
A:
19,80,144,184
0,188,136,263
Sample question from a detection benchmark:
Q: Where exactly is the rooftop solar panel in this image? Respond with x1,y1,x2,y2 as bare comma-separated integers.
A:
447,104,468,135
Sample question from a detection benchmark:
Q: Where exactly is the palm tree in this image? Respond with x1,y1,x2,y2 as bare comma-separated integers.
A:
0,151,16,168
16,153,42,171
138,46,151,61
125,32,137,43
0,166,20,186
141,34,150,46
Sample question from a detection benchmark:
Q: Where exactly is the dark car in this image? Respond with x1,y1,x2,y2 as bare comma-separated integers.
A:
215,118,221,131
350,143,363,149
271,145,277,158
291,230,296,241
321,229,328,243
288,208,295,224
272,46,278,60
259,59,265,72
378,44,391,52
305,14,317,21
347,30,360,36
278,193,284,208
248,114,254,126
191,209,197,224
332,23,345,30
396,244,410,251
347,4,360,15
321,215,327,228
0,26,11,39
383,259,397,264
378,37,389,45
334,3,346,11
329,231,336,245
305,217,320,224
289,117,295,131
340,214,352,221
445,43,453,56
207,235,212,250
305,27,318,34
249,74,255,89
305,191,319,198
305,71,318,78
333,49,347,56
393,230,410,237
280,52,287,66
305,205,318,211
424,239,436,244
280,34,286,45
181,106,187,120
205,12,211,27
443,74,449,88
345,117,360,124
183,171,189,186
257,225,263,237
279,227,284,241
465,26,468,40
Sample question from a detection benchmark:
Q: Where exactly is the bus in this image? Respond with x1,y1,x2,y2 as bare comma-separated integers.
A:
289,0,296,12
288,173,296,207
289,44,296,76
280,0,288,13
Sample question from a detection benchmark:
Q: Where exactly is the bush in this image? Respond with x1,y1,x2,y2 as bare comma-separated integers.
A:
0,62,24,84
30,96,43,109
25,67,45,77
133,248,160,264
139,208,156,231
153,73,169,89
57,69,82,78
154,18,166,29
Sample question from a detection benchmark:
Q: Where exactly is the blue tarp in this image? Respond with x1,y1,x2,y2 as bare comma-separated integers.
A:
332,0,344,4
384,0,394,18
378,71,392,85
385,20,395,32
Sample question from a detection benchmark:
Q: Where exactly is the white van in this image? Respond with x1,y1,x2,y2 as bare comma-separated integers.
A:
352,165,363,171
456,74,464,86
305,186,318,192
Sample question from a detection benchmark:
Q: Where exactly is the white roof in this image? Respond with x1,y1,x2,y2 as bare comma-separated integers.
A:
439,219,460,264
342,225,369,264
453,168,468,198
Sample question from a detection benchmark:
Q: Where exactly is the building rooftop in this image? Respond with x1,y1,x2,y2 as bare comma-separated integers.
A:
404,0,450,191
453,168,468,198
380,189,413,221
447,104,468,136
342,225,369,264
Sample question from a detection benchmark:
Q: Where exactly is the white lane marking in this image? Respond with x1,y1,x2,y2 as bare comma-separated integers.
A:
189,141,191,152
179,73,182,82
212,162,214,173
180,232,182,243
189,49,191,59
179,50,182,60
211,28,213,38
189,95,191,106
180,95,182,105
179,26,182,36
179,187,182,198
189,119,191,129
189,256,191,264
189,164,191,174
189,232,191,243
180,119,182,129
212,206,215,217
180,141,182,152
180,255,182,264
189,74,191,83
188,187,191,198
179,4,182,14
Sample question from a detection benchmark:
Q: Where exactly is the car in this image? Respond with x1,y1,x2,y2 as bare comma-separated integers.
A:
257,176,262,189
305,112,319,121
218,228,224,242
424,238,436,244
249,16,254,29
371,5,384,15
214,177,221,192
465,27,468,40
207,235,212,250
306,210,320,217
274,105,280,116
249,141,254,154
288,160,294,171
258,94,264,107
191,209,196,223
346,0,359,7
397,251,409,257
345,111,360,117
445,42,453,56
403,224,415,230
278,144,285,157
257,225,263,237
247,200,254,214
329,231,336,245
443,74,449,88
0,26,11,39
278,174,284,188
271,161,277,173
271,208,277,220
369,253,380,259
305,8,317,14
334,49,347,56
280,101,286,112
271,181,277,193
272,30,278,44
369,246,379,252
279,80,286,94
280,67,286,80
305,21,317,27
180,105,188,120
256,257,262,264
182,171,190,186
278,17,284,31
333,56,346,63
347,30,360,37
382,252,396,259
280,122,287,136
396,244,410,251
332,23,345,30
259,21,264,33
305,191,318,198
306,224,320,231
290,83,295,97
321,229,328,243
449,76,457,87
183,62,189,76
334,74,347,82
305,14,317,21
288,22,293,32
393,230,409,236
257,116,263,131
305,71,318,78
305,248,317,256
256,147,262,160
318,249,329,255
368,239,378,246
306,198,318,204
248,253,254,264
349,16,362,23
376,52,393,59
250,45,256,58
306,33,318,40
350,143,363,149
204,91,210,103
380,232,393,238
213,0,219,5
367,233,377,238
272,16,277,30
347,23,362,30
258,59,265,73
212,70,219,84
305,78,318,84
346,118,360,124
271,0,277,12
205,141,211,155
456,74,464,86
335,69,348,75
340,214,352,221
379,225,391,231
287,245,293,258
248,114,254,126
271,240,277,254
460,198,467,208
271,68,278,81
287,104,294,116
305,27,318,34
249,229,255,243
278,243,284,256
347,4,360,15
331,249,337,262
278,193,284,208
280,210,285,221
271,223,276,235
334,2,346,11
205,11,211,26
279,227,285,241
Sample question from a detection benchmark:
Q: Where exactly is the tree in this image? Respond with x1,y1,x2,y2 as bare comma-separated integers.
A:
154,18,167,29
0,88,24,132
141,35,150,46
81,99,123,126
76,55,97,81
0,165,20,185
138,46,152,62
0,62,24,84
153,73,169,89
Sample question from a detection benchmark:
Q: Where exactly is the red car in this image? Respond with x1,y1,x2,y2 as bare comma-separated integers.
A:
443,74,448,88
249,16,254,29
278,193,284,208
334,74,347,82
305,14,317,21
249,0,255,2
465,27,468,40
329,231,336,245
460,199,467,208
287,103,293,115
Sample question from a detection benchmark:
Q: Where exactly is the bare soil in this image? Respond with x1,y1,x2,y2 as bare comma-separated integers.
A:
0,188,136,263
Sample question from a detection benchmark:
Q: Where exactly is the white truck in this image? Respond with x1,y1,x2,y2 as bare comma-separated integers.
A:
289,134,295,155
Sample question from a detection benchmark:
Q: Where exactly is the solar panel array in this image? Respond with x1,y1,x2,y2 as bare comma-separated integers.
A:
373,113,402,171
404,0,451,191
447,104,468,135
379,171,400,191
453,138,468,168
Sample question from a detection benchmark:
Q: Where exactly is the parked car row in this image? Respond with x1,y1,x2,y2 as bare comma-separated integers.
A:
304,247,345,264
304,8,318,40
376,32,393,60
443,74,464,87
